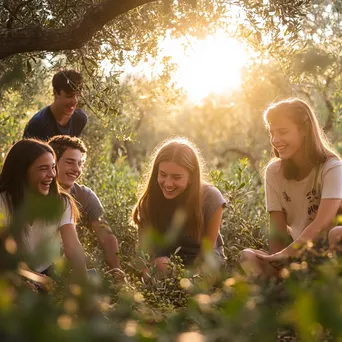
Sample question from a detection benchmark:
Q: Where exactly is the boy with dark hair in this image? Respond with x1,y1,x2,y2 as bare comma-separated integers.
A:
24,70,87,140
48,135,121,272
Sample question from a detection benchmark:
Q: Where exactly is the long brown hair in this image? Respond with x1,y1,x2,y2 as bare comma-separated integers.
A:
263,98,340,179
0,139,79,223
132,137,205,242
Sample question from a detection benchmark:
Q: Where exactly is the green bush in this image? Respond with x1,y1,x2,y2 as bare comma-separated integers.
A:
1,110,342,341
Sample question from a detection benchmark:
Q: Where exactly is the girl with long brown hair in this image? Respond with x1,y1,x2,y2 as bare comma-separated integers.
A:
0,139,87,279
132,137,226,270
240,98,342,278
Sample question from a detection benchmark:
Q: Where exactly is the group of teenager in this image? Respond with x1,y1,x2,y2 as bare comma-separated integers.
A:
2,69,342,287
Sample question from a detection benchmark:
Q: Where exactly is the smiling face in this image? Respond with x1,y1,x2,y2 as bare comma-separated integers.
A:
157,161,190,200
53,90,79,118
27,152,56,196
269,115,306,163
57,147,83,191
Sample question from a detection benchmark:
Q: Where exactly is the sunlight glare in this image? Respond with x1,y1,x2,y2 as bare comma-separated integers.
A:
161,32,249,103
102,31,250,104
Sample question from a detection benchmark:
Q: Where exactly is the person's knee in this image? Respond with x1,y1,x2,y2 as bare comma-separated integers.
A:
239,248,257,264
239,249,267,278
328,226,342,247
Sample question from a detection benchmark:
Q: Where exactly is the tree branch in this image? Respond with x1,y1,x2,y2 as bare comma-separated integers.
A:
0,0,156,60
221,147,258,171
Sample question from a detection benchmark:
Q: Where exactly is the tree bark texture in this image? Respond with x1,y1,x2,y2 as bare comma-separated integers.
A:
0,0,156,60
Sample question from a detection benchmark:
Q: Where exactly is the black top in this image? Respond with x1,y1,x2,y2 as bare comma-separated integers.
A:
23,106,87,140
149,185,226,265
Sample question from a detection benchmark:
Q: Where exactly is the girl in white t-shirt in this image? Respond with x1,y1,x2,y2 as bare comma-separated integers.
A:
240,98,342,278
0,139,87,279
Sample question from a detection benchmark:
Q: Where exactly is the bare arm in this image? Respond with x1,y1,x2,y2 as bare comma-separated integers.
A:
280,198,340,256
89,219,120,269
202,206,223,251
60,223,87,279
137,220,154,255
269,211,290,253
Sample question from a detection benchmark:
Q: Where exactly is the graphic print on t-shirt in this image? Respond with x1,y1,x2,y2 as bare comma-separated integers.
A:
306,186,321,221
283,191,291,202
266,158,342,240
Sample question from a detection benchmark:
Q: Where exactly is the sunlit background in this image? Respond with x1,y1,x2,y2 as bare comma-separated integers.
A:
159,31,249,103
106,30,251,104
3,3,342,341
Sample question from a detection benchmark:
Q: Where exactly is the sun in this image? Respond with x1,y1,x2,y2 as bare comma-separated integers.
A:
160,31,249,103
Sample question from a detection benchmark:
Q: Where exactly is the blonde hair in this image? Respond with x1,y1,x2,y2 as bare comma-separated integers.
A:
264,98,340,179
132,137,206,242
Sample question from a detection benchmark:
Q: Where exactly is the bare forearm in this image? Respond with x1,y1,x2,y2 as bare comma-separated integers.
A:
269,239,287,254
65,243,87,279
90,220,121,269
269,226,291,254
101,235,120,269
282,221,328,256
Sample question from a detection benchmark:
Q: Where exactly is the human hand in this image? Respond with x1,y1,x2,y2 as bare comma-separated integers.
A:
105,268,126,284
18,265,55,292
255,252,288,269
251,249,270,256
256,252,286,261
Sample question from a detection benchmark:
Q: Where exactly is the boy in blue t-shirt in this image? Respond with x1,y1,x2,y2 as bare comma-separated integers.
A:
24,69,87,140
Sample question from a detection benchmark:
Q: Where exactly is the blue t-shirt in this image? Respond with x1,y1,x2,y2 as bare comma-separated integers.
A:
23,106,87,140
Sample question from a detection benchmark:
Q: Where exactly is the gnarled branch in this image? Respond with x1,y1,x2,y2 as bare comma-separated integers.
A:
0,0,156,60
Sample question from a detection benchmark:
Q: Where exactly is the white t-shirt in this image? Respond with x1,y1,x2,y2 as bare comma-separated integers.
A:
0,193,74,272
265,157,342,240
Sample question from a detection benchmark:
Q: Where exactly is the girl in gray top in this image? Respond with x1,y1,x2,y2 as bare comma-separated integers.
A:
132,137,226,271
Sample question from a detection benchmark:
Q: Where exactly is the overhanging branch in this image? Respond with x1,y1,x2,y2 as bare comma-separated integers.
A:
0,0,156,60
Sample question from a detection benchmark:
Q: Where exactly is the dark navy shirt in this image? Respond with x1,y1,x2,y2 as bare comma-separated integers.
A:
23,106,87,140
